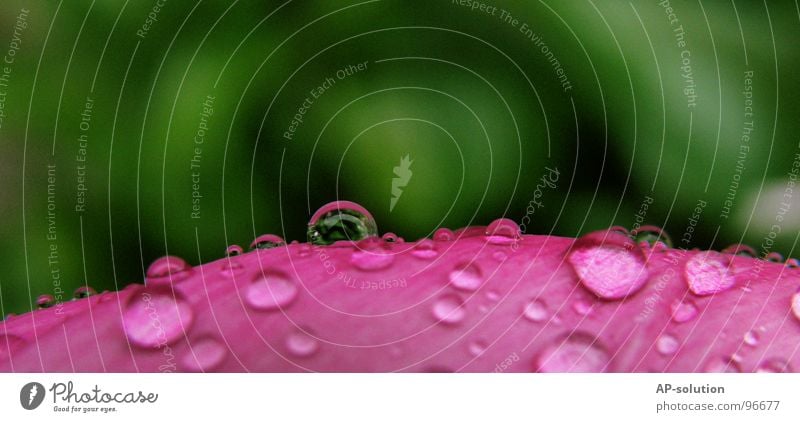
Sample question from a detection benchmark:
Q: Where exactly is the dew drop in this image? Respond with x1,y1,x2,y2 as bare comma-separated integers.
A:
381,232,399,243
219,261,244,278
670,299,699,323
432,295,466,324
245,271,298,311
37,294,55,309
146,256,192,285
351,239,395,271
609,225,630,236
756,358,792,373
225,245,243,257
468,340,487,357
434,228,455,241
307,201,377,245
568,230,649,299
411,239,439,259
123,291,194,348
684,252,735,296
743,330,759,347
572,299,593,316
73,286,97,299
448,262,484,292
656,334,679,355
486,290,500,302
786,258,800,268
250,234,285,250
182,337,227,372
523,299,549,322
484,218,521,245
722,244,757,258
286,330,319,357
632,225,673,249
703,357,741,373
535,332,610,372
765,252,783,263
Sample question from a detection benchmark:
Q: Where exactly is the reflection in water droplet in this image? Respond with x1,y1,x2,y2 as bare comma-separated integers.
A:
448,262,484,292
684,252,735,296
381,232,399,243
307,201,377,245
182,337,227,371
146,256,192,285
535,332,609,372
765,252,784,263
225,245,243,257
37,294,55,309
411,239,438,259
743,330,759,347
656,334,679,355
786,258,800,268
568,230,649,299
523,299,549,322
721,244,757,257
286,330,319,357
123,291,194,348
434,228,455,241
73,286,97,299
245,272,298,311
670,299,699,323
632,225,673,249
250,234,286,250
432,295,466,324
484,218,521,245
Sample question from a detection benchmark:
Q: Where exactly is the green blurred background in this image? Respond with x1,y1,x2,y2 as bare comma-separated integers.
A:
1,0,798,316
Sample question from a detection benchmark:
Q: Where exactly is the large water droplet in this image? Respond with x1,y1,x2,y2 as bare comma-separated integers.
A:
523,299,549,322
73,286,97,299
722,244,757,258
37,294,55,309
684,252,735,296
307,201,377,245
433,228,455,241
656,334,679,355
765,252,784,263
123,291,194,348
568,230,649,299
225,245,243,257
286,330,320,357
432,295,466,324
535,333,610,372
703,357,741,373
632,225,672,249
351,238,395,271
146,256,192,285
411,239,438,259
250,234,286,250
448,262,484,292
245,271,298,311
182,337,227,371
484,218,521,245
743,330,759,347
756,358,792,373
670,299,698,323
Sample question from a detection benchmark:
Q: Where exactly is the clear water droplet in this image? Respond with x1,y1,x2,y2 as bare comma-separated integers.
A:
37,294,55,309
703,357,741,373
411,239,438,259
684,252,735,296
448,262,484,292
245,271,298,311
722,243,757,258
73,286,97,299
765,252,783,263
632,225,672,249
756,358,792,373
523,299,549,322
432,295,466,324
670,299,699,323
484,218,521,245
743,330,759,347
146,256,192,285
286,330,319,357
225,245,243,257
250,234,285,250
656,334,679,355
351,239,395,271
609,225,630,236
572,299,593,316
123,291,194,348
434,228,455,241
381,232,398,242
182,337,227,371
568,230,649,299
786,258,800,268
535,332,609,372
307,201,377,245
468,340,487,357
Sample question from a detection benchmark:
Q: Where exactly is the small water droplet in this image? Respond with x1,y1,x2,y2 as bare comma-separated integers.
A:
225,245,243,257
250,234,286,250
786,258,800,268
468,340,487,357
656,334,679,355
632,225,672,249
791,291,800,322
523,299,549,322
182,337,227,371
37,294,55,309
756,358,792,373
448,262,484,292
411,239,438,259
286,330,319,357
670,299,698,323
703,357,741,373
219,261,244,278
123,290,194,348
609,225,630,235
572,299,593,316
146,256,192,285
765,252,783,263
351,239,395,271
381,232,399,242
722,243,757,257
245,271,298,311
484,218,521,245
486,290,500,302
434,228,455,241
568,230,649,299
684,252,735,296
307,201,377,245
73,286,97,299
743,330,759,347
535,332,609,372
432,295,466,324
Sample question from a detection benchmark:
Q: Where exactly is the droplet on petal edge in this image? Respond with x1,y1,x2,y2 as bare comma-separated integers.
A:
123,291,194,348
484,218,521,245
307,201,378,245
146,256,192,285
432,295,466,324
250,234,286,250
568,230,649,300
684,252,735,296
631,225,673,249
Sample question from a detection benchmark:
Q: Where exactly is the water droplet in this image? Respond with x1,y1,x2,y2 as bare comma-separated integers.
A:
351,239,395,271
756,358,792,373
286,330,319,357
656,334,679,355
765,252,783,263
182,338,227,371
722,244,757,258
381,232,399,242
486,290,500,302
609,225,630,236
568,230,649,299
432,295,466,324
703,357,741,373
535,332,609,372
632,225,672,249
307,201,377,245
791,291,800,322
572,299,593,316
219,261,244,278
73,286,97,299
250,234,285,250
245,271,298,311
411,239,438,259
225,245,243,257
523,299,549,322
37,294,55,309
684,252,735,296
448,262,484,292
468,340,487,356
123,290,194,348
484,218,521,245
743,330,759,347
670,299,698,323
146,256,192,285
433,228,455,241
786,258,800,268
